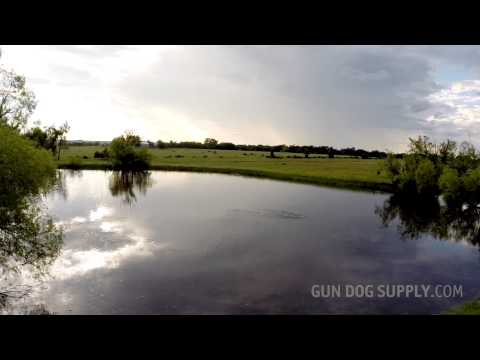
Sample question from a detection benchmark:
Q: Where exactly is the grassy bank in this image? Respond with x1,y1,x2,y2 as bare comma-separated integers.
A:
57,146,393,192
443,299,480,315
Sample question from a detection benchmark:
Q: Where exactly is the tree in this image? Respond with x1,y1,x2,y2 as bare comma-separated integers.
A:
0,125,62,282
438,139,457,164
415,159,438,195
408,135,436,158
328,147,335,158
269,145,284,158
217,142,236,150
204,138,218,149
109,132,151,170
0,51,37,131
438,167,462,205
25,122,70,160
124,130,141,147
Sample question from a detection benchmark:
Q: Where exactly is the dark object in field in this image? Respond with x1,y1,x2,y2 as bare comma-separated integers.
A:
94,148,110,159
175,155,184,158
83,156,88,159
203,155,208,158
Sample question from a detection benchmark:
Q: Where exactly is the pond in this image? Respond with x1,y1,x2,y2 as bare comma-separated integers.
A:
2,170,480,314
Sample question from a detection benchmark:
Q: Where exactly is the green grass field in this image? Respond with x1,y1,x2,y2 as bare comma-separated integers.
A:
57,146,392,192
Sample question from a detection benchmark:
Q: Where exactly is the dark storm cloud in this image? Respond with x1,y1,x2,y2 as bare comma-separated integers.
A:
118,45,451,150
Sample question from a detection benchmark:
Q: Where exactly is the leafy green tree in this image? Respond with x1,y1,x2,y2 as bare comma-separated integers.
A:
408,135,436,158
438,167,462,205
415,159,438,195
0,125,56,207
124,131,141,147
383,153,402,184
204,138,218,149
0,51,37,131
462,168,480,205
384,135,480,207
0,125,63,306
109,132,151,170
438,139,457,164
25,122,70,160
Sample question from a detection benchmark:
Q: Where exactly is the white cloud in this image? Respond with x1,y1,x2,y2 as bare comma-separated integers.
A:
424,80,480,145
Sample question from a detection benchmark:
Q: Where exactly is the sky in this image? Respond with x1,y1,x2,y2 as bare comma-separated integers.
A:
1,45,480,152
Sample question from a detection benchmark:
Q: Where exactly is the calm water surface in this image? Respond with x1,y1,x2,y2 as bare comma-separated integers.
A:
4,170,480,314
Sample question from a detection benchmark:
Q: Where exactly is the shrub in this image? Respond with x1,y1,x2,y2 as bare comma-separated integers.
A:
109,134,151,170
0,125,56,207
463,168,480,204
94,148,110,159
439,167,462,205
415,159,438,195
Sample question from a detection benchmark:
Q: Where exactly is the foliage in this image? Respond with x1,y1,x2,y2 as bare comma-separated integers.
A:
123,131,141,147
0,126,56,207
204,138,218,149
438,167,462,205
415,159,438,195
94,148,110,159
24,122,70,160
0,60,37,131
0,125,63,307
109,132,151,170
383,135,480,204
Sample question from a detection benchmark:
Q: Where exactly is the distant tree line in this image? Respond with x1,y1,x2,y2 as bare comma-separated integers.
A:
155,138,388,159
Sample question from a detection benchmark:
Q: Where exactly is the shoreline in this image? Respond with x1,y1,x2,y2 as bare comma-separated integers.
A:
58,163,394,193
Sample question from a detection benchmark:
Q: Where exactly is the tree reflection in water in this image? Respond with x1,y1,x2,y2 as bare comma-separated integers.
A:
51,169,83,201
0,175,64,313
108,171,153,205
376,194,480,247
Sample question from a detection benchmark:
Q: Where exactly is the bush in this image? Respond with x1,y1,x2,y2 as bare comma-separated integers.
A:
463,168,480,204
109,134,151,170
439,167,462,205
94,148,110,159
415,159,438,195
0,126,56,207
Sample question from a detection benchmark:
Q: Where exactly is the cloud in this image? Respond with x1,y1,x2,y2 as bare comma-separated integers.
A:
422,80,480,145
2,45,480,151
117,45,446,150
